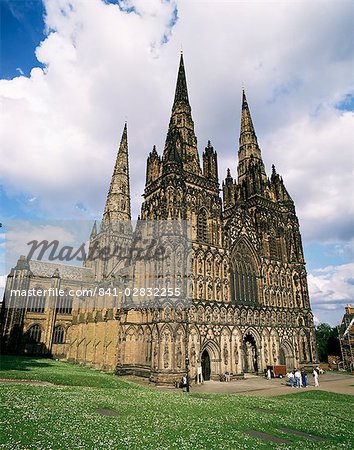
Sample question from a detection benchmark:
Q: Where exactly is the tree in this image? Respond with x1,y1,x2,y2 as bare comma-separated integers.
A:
315,323,341,362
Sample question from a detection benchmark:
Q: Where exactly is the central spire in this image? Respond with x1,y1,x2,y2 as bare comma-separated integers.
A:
237,90,267,187
240,90,258,148
173,52,189,106
162,53,201,175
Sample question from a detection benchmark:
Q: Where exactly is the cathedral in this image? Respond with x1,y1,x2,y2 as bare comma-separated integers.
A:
1,54,316,383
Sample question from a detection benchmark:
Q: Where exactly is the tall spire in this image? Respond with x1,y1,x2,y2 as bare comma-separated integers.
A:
237,90,267,188
103,122,131,224
162,53,201,175
90,221,97,239
240,90,258,148
173,52,189,106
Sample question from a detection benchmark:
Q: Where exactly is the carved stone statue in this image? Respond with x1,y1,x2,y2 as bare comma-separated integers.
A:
190,343,196,367
153,343,158,369
163,340,169,368
223,342,229,366
234,345,239,372
176,342,182,368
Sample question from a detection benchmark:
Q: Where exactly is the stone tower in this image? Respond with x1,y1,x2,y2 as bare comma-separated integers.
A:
85,123,132,280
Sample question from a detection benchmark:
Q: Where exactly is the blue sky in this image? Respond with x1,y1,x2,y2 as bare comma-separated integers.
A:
1,0,45,79
1,0,353,326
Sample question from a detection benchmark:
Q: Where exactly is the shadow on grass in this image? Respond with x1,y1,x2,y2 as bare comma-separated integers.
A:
0,354,54,372
0,355,145,390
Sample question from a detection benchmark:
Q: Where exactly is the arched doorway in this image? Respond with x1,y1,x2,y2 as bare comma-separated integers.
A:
201,349,211,381
279,342,295,369
279,348,286,365
243,334,258,373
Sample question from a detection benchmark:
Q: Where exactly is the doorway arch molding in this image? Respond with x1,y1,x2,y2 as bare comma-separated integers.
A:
200,339,221,381
242,327,261,346
279,340,295,369
242,327,261,373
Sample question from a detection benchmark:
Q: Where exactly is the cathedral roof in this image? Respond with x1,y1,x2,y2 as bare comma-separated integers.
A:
28,259,94,281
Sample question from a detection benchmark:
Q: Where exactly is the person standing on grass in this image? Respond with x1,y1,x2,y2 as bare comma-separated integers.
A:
301,369,308,388
313,368,319,387
182,375,188,392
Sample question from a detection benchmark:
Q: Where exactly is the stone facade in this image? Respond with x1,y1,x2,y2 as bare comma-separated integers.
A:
338,304,354,372
1,54,316,383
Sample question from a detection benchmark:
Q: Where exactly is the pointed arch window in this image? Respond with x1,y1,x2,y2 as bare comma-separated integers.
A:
28,324,41,343
231,241,258,304
197,209,208,243
269,235,279,260
27,288,46,313
53,325,65,344
56,290,73,314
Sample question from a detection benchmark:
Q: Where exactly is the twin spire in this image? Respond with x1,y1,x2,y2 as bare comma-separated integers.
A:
165,53,267,184
102,122,131,224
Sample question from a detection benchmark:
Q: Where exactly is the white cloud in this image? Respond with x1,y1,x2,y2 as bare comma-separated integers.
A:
0,274,6,289
313,314,320,326
1,220,95,275
5,223,76,266
308,263,354,325
0,0,179,218
262,107,354,243
0,274,6,305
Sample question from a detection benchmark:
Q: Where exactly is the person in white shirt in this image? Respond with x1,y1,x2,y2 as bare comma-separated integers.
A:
313,368,319,387
197,365,203,384
295,369,301,388
182,375,188,392
288,371,295,387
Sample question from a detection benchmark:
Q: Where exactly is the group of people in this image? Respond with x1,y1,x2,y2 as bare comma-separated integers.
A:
287,367,320,388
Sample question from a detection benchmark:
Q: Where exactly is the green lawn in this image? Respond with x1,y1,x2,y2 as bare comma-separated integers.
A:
1,356,353,449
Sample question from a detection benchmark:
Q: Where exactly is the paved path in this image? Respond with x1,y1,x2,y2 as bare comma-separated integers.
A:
2,372,353,396
123,372,354,396
187,372,354,397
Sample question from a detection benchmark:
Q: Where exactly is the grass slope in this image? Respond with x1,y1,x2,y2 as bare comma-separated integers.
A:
1,356,353,449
